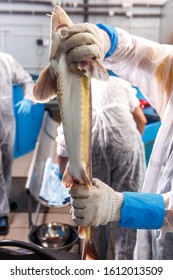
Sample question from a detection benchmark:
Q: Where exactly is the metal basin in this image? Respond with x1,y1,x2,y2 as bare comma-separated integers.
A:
34,222,77,250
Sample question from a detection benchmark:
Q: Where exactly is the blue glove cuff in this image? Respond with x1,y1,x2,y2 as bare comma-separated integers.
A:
119,192,165,229
58,173,63,180
96,23,118,58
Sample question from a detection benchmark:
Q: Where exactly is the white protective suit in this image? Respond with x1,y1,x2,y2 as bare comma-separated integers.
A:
102,27,173,259
56,75,146,259
0,51,34,217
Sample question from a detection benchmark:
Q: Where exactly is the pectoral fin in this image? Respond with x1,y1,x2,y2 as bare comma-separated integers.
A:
62,165,74,187
78,58,109,81
33,64,58,103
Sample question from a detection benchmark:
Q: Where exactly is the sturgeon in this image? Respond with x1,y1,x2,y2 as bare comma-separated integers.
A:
33,5,109,260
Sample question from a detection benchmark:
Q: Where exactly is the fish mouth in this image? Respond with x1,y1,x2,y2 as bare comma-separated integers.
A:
52,11,68,31
56,24,67,31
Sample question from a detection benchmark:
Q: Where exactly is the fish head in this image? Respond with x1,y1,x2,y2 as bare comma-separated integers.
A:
49,5,73,60
33,5,73,103
52,5,73,31
50,6,109,81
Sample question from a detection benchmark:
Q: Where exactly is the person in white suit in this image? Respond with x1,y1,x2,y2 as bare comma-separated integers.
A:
0,51,34,235
58,22,173,259
56,74,146,259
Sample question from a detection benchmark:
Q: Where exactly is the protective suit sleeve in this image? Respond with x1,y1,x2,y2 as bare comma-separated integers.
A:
120,192,165,229
161,191,173,232
10,55,34,101
102,26,173,119
127,87,140,112
56,123,68,157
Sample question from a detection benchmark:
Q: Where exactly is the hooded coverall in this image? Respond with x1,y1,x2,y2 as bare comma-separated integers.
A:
99,25,173,259
56,75,146,259
0,52,34,217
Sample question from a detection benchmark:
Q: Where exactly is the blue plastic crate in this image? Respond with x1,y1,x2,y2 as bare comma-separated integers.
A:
136,87,146,100
142,121,161,165
13,80,44,158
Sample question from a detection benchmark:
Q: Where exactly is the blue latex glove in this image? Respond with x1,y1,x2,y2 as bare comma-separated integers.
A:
15,99,32,115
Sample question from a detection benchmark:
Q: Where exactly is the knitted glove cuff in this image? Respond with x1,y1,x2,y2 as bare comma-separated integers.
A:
101,189,124,225
97,23,118,58
109,191,124,222
100,29,111,59
89,24,111,61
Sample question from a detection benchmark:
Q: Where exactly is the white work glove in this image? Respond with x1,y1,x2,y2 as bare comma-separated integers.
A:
59,23,111,74
69,178,124,227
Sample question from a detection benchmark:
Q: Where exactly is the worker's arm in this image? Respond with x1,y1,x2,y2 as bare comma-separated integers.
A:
60,23,173,119
70,178,166,230
57,155,68,177
7,54,34,114
10,55,34,101
56,123,69,178
132,106,147,135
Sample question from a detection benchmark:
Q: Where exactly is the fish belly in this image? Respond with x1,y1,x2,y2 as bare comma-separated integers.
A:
56,54,92,186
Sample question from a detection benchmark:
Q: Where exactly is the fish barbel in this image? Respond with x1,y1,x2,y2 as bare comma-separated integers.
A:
33,5,109,260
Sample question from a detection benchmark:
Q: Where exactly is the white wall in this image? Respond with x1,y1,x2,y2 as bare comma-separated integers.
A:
0,14,50,74
0,2,84,74
160,0,173,43
0,0,170,74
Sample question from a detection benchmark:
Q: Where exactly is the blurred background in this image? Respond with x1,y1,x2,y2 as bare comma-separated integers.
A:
0,0,173,75
0,0,172,260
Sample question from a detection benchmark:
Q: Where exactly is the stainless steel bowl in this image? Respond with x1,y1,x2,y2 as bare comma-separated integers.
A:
36,222,71,249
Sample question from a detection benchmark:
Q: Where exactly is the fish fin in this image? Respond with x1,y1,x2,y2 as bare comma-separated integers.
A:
62,166,74,187
78,226,86,239
82,166,92,188
78,58,109,81
33,64,57,103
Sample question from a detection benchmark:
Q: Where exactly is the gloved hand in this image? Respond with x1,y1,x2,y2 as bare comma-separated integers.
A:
59,23,111,73
15,99,32,115
69,178,124,227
